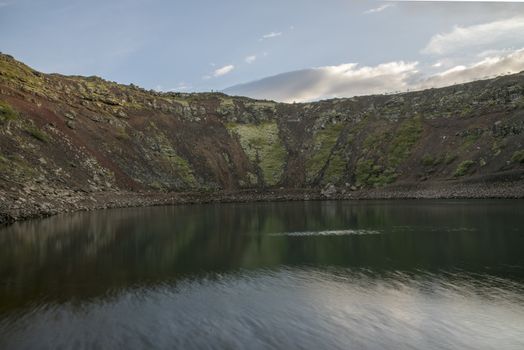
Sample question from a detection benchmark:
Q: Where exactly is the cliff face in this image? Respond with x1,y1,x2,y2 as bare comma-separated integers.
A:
0,53,523,220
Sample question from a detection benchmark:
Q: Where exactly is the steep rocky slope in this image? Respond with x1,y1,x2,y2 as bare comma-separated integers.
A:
0,53,523,223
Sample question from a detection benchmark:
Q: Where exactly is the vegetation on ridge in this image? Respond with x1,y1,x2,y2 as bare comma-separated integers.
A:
0,53,522,197
226,122,286,186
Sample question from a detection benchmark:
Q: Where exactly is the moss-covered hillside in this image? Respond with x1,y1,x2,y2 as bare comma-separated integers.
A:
1,52,523,200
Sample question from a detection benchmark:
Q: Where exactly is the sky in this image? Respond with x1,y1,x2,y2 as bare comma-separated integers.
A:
1,0,524,102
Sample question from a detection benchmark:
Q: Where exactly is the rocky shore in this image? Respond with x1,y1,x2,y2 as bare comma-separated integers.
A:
2,175,523,226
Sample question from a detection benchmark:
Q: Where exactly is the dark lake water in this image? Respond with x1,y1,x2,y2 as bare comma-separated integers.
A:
0,200,523,349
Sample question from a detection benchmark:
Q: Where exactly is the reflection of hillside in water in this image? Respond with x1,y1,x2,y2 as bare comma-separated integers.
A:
2,267,524,350
0,200,523,309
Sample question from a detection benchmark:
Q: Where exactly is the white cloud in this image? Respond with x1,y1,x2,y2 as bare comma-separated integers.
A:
213,64,234,77
422,16,524,55
477,48,515,58
260,32,282,40
224,48,524,102
363,3,394,14
225,61,419,102
418,48,524,88
245,55,257,64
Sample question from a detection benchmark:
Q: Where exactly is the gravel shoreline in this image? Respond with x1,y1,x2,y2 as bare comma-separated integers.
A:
1,179,523,226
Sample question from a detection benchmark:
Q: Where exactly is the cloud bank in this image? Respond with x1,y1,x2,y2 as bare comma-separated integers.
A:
418,49,524,88
224,49,524,102
422,16,524,55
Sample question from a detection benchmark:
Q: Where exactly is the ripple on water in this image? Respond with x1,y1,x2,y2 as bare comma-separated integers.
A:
269,229,382,237
1,267,523,350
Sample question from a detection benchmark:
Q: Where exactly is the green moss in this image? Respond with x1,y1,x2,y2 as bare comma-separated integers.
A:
174,98,190,107
171,154,197,187
356,117,421,188
246,101,276,108
461,133,481,149
444,153,457,165
26,125,49,143
0,56,41,85
0,155,37,180
162,151,197,188
355,158,397,187
420,154,443,167
149,181,164,191
0,155,12,174
245,172,258,186
453,160,475,177
322,151,346,184
492,139,506,156
388,117,423,166
305,123,344,182
227,122,286,186
146,124,198,188
460,106,473,117
0,100,18,124
153,152,198,188
114,127,130,141
244,100,277,113
511,150,524,164
363,131,387,150
219,97,235,108
215,97,236,115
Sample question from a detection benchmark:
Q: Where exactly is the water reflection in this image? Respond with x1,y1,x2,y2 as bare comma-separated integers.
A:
1,268,524,350
0,200,523,349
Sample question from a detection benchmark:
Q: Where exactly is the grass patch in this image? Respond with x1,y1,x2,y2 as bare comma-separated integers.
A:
0,155,37,180
363,131,388,150
114,127,130,141
355,117,421,188
305,123,344,182
511,150,524,164
460,106,473,117
444,153,457,165
219,97,235,107
227,122,287,186
355,158,397,187
492,139,506,156
0,55,41,85
388,117,423,166
421,154,442,167
26,125,49,143
453,160,475,177
244,101,277,113
0,100,18,124
171,155,197,187
461,133,481,149
146,124,198,188
321,151,346,184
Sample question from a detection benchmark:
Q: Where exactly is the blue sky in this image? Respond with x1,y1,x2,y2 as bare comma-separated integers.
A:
1,0,524,101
